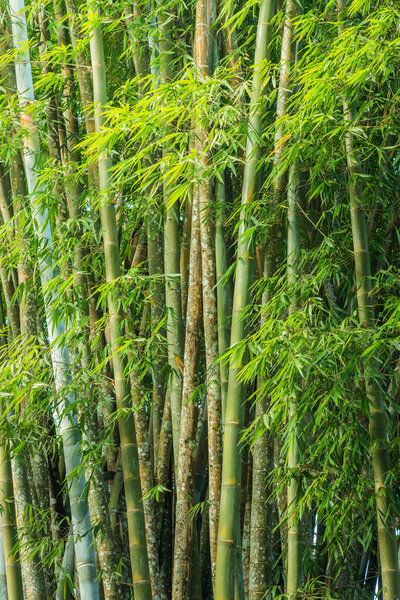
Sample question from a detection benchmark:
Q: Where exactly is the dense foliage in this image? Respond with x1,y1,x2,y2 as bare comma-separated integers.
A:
0,0,399,599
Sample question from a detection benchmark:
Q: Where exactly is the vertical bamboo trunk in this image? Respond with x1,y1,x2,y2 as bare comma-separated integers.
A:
156,389,173,600
0,519,7,600
263,0,301,578
172,187,202,600
0,302,23,600
88,7,151,600
286,162,302,599
194,0,222,585
56,532,75,600
215,0,276,597
127,307,162,600
9,2,100,598
157,6,184,473
215,180,231,422
38,10,120,597
11,457,47,600
124,0,166,469
0,443,23,600
336,3,400,600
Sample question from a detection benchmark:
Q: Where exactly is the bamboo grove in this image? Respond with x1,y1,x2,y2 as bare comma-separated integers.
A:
0,0,398,598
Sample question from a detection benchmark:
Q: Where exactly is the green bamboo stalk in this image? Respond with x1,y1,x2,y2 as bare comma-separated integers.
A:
0,519,7,600
42,10,121,593
0,443,23,600
262,1,302,580
157,4,184,474
9,2,100,598
214,1,276,597
215,180,230,422
0,307,22,600
336,4,400,600
56,530,75,600
88,7,151,599
286,162,301,599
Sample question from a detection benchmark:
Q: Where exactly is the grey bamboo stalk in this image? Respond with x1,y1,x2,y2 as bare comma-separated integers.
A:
194,0,222,584
214,0,276,597
286,162,302,599
336,2,400,598
88,7,151,599
172,187,202,600
8,2,100,598
11,457,47,600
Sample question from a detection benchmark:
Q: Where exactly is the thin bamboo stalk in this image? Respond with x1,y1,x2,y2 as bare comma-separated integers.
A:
88,7,151,599
215,1,276,597
0,448,23,600
9,2,100,598
215,180,230,422
0,311,23,600
286,162,302,599
56,531,75,600
0,519,7,600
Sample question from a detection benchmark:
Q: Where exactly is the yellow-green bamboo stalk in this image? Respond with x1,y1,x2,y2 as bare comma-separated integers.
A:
336,3,400,599
215,180,230,422
88,7,151,599
215,0,276,597
0,443,23,600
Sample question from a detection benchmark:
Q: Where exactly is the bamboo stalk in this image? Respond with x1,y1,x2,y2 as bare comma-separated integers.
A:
336,3,400,599
9,2,100,597
11,457,47,600
286,162,302,599
215,1,276,597
0,519,7,600
0,435,23,600
172,186,202,600
194,0,222,585
88,7,151,599
215,180,230,422
157,4,184,474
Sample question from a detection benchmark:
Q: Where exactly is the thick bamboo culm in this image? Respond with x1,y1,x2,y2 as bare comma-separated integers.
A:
215,0,276,597
88,6,152,599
